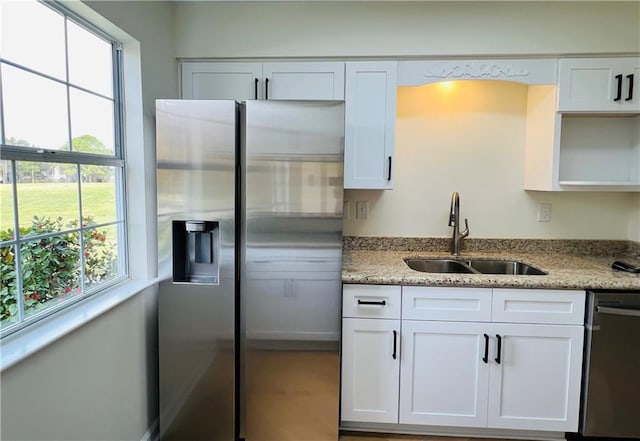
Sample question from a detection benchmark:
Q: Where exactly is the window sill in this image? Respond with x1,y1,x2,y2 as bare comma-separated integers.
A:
0,278,158,372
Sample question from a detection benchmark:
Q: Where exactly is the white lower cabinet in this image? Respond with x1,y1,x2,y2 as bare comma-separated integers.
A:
341,284,402,424
341,318,400,423
341,284,585,435
399,320,490,427
487,323,584,432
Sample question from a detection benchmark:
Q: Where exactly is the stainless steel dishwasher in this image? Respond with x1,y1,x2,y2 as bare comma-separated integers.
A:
580,290,640,439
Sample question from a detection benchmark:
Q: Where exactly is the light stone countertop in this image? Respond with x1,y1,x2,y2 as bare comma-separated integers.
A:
342,249,640,290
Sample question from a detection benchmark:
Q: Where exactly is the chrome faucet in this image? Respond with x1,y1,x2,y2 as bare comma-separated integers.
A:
448,192,469,256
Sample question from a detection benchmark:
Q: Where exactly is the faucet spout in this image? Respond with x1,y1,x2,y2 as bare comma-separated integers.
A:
448,192,469,256
449,192,459,227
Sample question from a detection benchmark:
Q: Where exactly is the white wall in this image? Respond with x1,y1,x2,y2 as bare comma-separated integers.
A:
0,289,157,441
344,81,639,240
173,1,640,58
0,2,177,440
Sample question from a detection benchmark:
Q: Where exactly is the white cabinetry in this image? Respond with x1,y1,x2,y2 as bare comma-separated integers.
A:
341,285,586,435
487,323,584,431
487,289,585,431
182,60,399,190
400,320,490,427
181,61,344,100
558,58,640,112
344,61,397,189
341,284,401,424
181,62,262,100
524,82,640,191
399,287,584,432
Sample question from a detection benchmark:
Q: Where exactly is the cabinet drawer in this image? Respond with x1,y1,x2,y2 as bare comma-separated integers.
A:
343,284,401,319
492,289,585,325
402,286,492,322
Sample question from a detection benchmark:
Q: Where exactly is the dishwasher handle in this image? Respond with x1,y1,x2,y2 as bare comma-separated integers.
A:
596,305,640,317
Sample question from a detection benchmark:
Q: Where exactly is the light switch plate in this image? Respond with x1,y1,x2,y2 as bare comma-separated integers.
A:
537,202,552,222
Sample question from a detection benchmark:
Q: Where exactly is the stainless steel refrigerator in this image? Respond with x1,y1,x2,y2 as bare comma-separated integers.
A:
156,100,345,441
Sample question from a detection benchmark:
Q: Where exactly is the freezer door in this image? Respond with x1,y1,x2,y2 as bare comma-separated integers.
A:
157,100,237,441
242,100,345,441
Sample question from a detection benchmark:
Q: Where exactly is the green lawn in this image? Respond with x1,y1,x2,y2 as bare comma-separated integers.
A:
0,182,117,230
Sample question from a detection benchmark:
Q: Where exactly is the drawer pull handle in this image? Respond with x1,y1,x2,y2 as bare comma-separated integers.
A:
482,333,489,364
626,73,635,101
357,300,386,306
614,74,623,101
392,330,397,360
495,334,502,364
254,78,259,100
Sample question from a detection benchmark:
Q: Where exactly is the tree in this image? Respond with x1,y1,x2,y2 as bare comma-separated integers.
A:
69,134,111,155
4,138,44,183
62,135,114,182
18,162,44,183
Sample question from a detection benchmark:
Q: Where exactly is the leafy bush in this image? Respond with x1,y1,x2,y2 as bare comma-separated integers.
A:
0,216,117,324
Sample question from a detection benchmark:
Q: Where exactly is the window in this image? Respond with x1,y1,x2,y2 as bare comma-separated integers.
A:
0,0,127,335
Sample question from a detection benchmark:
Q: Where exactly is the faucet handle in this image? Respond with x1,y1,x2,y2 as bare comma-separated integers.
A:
462,218,470,236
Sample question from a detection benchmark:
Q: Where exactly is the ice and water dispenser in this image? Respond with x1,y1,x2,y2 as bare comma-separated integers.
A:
172,220,220,284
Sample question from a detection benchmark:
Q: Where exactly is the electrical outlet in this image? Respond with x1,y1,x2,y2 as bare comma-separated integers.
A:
343,201,351,220
537,203,552,222
356,201,369,220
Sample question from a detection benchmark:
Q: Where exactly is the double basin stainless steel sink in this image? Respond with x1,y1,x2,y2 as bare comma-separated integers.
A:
404,258,548,275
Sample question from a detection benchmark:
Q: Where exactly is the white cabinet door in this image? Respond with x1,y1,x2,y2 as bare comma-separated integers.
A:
181,62,262,99
341,318,400,424
344,61,397,189
399,321,490,428
487,323,584,432
558,58,640,112
181,61,344,101
263,62,344,100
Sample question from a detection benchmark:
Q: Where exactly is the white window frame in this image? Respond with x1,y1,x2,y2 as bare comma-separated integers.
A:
0,2,139,340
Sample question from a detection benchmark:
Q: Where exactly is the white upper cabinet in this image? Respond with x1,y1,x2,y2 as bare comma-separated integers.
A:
524,84,640,191
344,61,397,190
262,62,344,100
181,61,344,100
558,58,640,112
182,62,262,100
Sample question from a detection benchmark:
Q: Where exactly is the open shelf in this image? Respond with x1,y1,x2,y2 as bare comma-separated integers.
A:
524,85,640,192
558,115,639,186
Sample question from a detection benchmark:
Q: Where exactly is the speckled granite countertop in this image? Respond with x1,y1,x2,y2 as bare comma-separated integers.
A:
342,238,640,290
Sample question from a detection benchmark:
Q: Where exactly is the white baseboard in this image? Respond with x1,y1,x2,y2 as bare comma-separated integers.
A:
140,419,159,441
